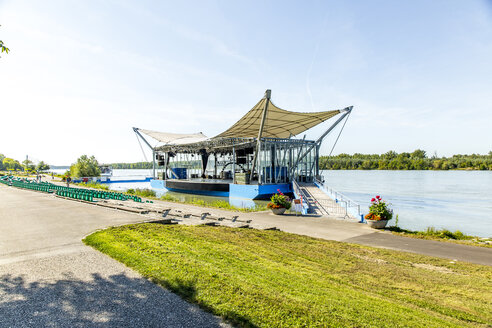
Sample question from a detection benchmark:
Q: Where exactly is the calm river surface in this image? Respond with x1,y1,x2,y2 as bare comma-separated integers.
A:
53,169,492,237
321,170,492,237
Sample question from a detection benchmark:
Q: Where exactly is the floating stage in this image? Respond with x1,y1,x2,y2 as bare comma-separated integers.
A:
150,178,292,199
135,89,353,201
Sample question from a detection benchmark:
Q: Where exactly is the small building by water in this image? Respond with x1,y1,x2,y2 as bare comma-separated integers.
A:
134,90,352,200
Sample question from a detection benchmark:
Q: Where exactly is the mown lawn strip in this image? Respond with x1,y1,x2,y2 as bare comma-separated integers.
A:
84,224,492,328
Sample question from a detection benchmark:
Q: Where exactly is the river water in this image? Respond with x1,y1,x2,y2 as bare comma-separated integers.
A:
51,168,492,237
321,170,492,237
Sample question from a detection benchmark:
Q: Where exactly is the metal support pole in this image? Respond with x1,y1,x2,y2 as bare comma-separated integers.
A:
133,127,157,179
291,107,352,174
250,89,271,183
232,145,236,183
164,152,168,180
214,153,217,178
152,150,156,179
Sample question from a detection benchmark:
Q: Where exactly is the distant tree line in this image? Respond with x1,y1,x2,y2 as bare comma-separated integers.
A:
0,153,50,172
108,162,153,169
319,150,492,170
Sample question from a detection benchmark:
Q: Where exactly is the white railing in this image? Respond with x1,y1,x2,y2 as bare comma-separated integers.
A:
314,176,364,222
292,179,309,215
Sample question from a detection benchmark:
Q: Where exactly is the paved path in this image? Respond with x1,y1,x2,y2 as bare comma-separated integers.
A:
127,195,492,266
0,185,229,328
247,214,492,266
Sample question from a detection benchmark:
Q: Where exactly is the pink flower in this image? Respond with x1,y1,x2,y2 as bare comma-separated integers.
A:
376,195,381,200
371,198,376,202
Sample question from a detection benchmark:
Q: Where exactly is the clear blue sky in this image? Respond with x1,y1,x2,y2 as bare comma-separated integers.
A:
1,0,491,165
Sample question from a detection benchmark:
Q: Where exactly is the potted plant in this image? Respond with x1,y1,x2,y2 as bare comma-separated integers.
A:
267,190,292,215
364,195,393,228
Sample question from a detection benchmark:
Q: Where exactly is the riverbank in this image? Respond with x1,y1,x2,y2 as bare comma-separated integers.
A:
387,226,492,248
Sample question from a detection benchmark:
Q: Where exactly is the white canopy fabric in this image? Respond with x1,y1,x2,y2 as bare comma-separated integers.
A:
213,98,341,139
138,129,209,145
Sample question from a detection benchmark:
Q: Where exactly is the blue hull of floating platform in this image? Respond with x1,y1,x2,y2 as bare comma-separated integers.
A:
73,177,153,184
150,179,292,199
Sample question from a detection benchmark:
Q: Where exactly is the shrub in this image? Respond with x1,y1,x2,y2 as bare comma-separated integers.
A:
365,195,393,221
133,188,156,198
267,190,291,210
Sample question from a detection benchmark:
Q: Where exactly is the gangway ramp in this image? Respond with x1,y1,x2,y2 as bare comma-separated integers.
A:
297,182,348,218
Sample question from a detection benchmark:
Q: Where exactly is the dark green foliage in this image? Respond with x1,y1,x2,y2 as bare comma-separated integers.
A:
267,192,292,209
36,161,50,172
320,150,492,170
0,25,9,56
69,155,101,177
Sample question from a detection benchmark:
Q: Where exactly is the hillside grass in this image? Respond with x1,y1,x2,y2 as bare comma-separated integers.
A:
84,224,492,328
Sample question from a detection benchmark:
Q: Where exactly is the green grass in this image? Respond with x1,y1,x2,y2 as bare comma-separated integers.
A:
84,224,492,328
160,193,267,212
388,226,492,248
75,181,110,190
125,188,156,198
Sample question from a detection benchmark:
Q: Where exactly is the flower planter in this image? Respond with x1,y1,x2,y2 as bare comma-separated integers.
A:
365,219,389,229
271,207,286,215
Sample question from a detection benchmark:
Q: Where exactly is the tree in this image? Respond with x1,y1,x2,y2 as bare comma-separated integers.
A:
22,159,35,173
70,155,101,177
411,149,427,159
0,153,5,170
383,151,397,160
36,161,50,172
0,25,9,56
3,158,21,171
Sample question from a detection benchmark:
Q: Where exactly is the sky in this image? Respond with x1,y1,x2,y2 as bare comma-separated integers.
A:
1,0,491,165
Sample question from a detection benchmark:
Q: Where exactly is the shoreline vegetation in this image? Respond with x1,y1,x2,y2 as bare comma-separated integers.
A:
386,226,492,248
320,150,492,170
84,224,492,327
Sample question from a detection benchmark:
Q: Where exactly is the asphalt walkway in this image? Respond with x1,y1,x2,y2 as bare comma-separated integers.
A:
0,185,229,328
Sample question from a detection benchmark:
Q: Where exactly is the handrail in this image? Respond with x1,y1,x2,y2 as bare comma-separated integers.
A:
292,179,309,215
314,176,364,222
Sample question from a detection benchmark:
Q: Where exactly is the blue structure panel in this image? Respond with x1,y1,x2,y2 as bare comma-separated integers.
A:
171,168,187,179
230,183,292,200
151,179,166,189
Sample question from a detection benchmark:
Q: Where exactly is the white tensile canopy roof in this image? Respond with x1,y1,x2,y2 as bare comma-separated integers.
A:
137,92,343,147
214,97,341,139
138,129,209,145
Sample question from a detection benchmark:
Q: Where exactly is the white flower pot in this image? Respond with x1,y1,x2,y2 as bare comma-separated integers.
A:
271,208,286,215
366,219,389,229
